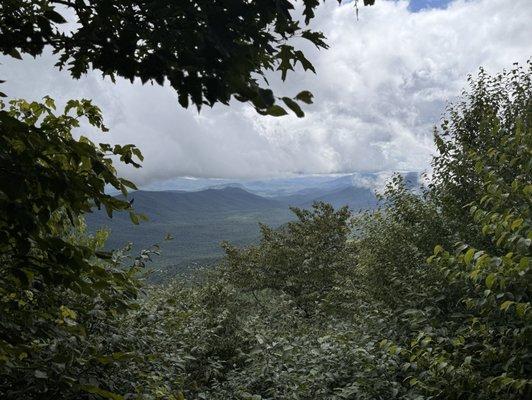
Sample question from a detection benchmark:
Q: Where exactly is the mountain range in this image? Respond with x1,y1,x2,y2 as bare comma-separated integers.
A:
86,172,420,280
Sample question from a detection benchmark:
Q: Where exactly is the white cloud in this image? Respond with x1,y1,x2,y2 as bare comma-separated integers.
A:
1,0,531,186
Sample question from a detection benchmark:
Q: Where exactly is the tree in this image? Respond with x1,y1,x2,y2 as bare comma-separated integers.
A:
417,62,532,399
0,1,388,398
353,174,452,310
0,0,375,116
430,63,532,249
376,62,532,400
222,202,353,314
0,97,147,398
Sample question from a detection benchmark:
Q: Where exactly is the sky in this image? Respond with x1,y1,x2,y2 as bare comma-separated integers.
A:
1,0,531,187
407,0,454,12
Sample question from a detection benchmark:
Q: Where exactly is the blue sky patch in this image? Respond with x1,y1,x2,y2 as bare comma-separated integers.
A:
407,0,454,12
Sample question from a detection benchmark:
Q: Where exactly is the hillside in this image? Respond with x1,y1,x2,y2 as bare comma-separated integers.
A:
275,185,378,211
124,187,282,217
86,187,293,280
87,184,382,280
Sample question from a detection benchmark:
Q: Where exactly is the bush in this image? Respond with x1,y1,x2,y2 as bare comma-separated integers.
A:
2,64,529,400
373,62,532,399
0,97,145,398
222,202,353,315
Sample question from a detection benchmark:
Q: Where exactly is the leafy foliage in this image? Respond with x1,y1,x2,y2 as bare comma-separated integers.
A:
0,0,375,116
0,97,146,398
407,64,532,398
222,203,353,315
0,45,529,400
123,62,529,400
430,63,531,248
370,62,532,399
353,174,452,309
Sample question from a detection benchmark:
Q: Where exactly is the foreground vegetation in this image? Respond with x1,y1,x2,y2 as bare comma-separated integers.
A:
1,59,530,399
136,62,532,399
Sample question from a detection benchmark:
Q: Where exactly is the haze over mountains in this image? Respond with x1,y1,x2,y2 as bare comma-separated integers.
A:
87,172,420,280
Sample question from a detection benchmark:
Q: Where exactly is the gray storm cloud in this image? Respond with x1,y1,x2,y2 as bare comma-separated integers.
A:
1,0,531,185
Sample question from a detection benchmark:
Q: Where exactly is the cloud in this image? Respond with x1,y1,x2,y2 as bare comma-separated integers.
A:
1,0,531,186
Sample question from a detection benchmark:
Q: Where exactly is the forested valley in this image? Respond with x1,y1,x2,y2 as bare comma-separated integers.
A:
0,1,530,399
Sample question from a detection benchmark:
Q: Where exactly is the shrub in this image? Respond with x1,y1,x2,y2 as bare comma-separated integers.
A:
0,97,145,398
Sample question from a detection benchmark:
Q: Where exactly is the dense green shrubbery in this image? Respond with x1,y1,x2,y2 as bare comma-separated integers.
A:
222,203,354,316
0,98,148,398
1,64,530,398
146,62,529,399
402,64,531,398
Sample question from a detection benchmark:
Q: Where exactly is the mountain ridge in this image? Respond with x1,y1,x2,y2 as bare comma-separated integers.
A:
86,175,418,280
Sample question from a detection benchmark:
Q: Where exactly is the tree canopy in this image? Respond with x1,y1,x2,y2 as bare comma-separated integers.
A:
0,97,149,398
184,61,531,400
0,0,375,116
1,1,530,398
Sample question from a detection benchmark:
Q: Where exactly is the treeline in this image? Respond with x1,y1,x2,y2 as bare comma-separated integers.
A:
1,64,531,398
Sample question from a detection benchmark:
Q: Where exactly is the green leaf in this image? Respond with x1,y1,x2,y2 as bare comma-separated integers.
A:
295,90,314,104
265,105,288,117
120,178,138,191
258,88,275,108
45,9,67,24
129,212,140,225
301,30,328,49
516,303,528,318
464,248,475,264
178,92,189,108
276,45,295,81
9,49,22,60
433,245,444,255
281,97,304,118
485,273,496,289
294,51,316,73
500,300,514,311
511,218,523,230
